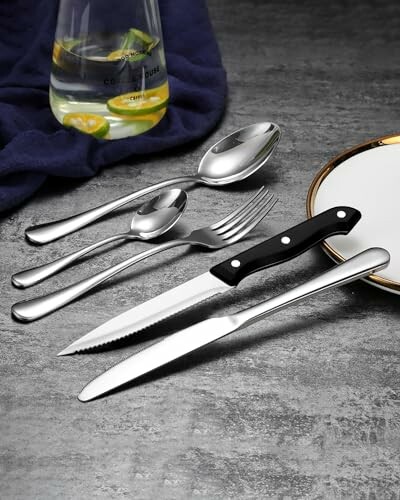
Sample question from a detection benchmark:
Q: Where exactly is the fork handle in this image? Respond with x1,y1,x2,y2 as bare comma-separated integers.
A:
12,239,188,322
11,233,131,289
24,176,196,245
210,207,361,286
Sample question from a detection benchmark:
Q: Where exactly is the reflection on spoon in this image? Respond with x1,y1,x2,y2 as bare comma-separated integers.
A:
12,189,187,289
25,122,281,244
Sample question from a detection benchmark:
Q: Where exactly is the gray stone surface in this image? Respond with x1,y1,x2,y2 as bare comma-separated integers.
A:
1,0,400,498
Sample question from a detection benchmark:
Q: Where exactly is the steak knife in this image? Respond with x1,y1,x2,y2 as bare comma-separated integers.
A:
59,206,361,356
78,247,390,401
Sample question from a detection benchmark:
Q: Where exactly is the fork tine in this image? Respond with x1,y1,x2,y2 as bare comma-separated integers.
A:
221,193,276,239
224,195,278,243
210,186,268,230
214,188,273,235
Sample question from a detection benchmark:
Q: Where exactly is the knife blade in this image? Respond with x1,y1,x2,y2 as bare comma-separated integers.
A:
78,247,390,401
59,206,361,356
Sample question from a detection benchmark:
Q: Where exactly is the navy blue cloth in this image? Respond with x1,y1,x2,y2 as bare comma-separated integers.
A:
0,0,227,212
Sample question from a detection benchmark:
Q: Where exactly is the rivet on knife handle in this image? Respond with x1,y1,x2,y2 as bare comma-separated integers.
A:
210,206,361,287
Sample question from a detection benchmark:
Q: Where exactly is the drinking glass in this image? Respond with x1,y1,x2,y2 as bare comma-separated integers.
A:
50,0,169,140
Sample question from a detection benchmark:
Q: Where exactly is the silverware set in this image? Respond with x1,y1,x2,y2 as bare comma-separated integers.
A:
11,121,392,402
12,188,189,288
24,122,281,244
12,186,277,322
12,122,282,319
78,248,389,402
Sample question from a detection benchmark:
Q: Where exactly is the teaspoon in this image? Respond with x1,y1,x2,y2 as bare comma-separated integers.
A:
12,189,187,289
25,122,281,244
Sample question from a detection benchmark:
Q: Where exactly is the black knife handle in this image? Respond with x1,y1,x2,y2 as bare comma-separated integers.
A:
210,206,361,287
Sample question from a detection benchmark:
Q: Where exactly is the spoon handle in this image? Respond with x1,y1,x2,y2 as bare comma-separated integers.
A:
12,240,187,322
25,176,196,245
12,233,131,289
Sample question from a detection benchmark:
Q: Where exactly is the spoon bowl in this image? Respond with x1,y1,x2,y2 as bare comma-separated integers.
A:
197,122,281,185
12,189,187,289
131,188,187,239
25,122,280,244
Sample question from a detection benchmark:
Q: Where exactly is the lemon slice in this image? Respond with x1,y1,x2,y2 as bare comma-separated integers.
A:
63,113,110,138
52,38,80,64
107,85,169,116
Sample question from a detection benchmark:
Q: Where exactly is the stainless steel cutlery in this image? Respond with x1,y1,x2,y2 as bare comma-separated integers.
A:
59,206,361,355
13,120,386,406
12,189,187,288
78,247,390,402
24,122,280,244
12,187,277,322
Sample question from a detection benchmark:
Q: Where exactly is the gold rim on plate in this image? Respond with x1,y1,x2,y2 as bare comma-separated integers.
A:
306,132,400,294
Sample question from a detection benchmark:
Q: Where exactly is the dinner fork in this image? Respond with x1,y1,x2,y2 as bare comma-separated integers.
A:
12,187,277,322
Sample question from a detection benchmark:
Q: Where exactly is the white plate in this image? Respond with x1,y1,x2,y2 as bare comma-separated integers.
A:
307,134,400,294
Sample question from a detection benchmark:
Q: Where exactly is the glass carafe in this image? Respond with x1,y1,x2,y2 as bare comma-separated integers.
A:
50,0,169,140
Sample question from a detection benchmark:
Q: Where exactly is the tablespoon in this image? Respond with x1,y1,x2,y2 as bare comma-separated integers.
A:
25,122,281,244
12,189,187,289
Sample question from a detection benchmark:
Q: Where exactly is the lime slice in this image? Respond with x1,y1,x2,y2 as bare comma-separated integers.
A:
107,85,169,116
106,49,147,62
128,28,154,46
63,113,110,138
108,28,156,61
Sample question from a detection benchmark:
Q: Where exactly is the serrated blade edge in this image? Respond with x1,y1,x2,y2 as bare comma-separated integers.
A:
58,272,232,355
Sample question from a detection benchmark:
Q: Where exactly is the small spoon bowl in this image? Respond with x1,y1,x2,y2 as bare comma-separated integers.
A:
12,189,187,289
132,188,187,239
